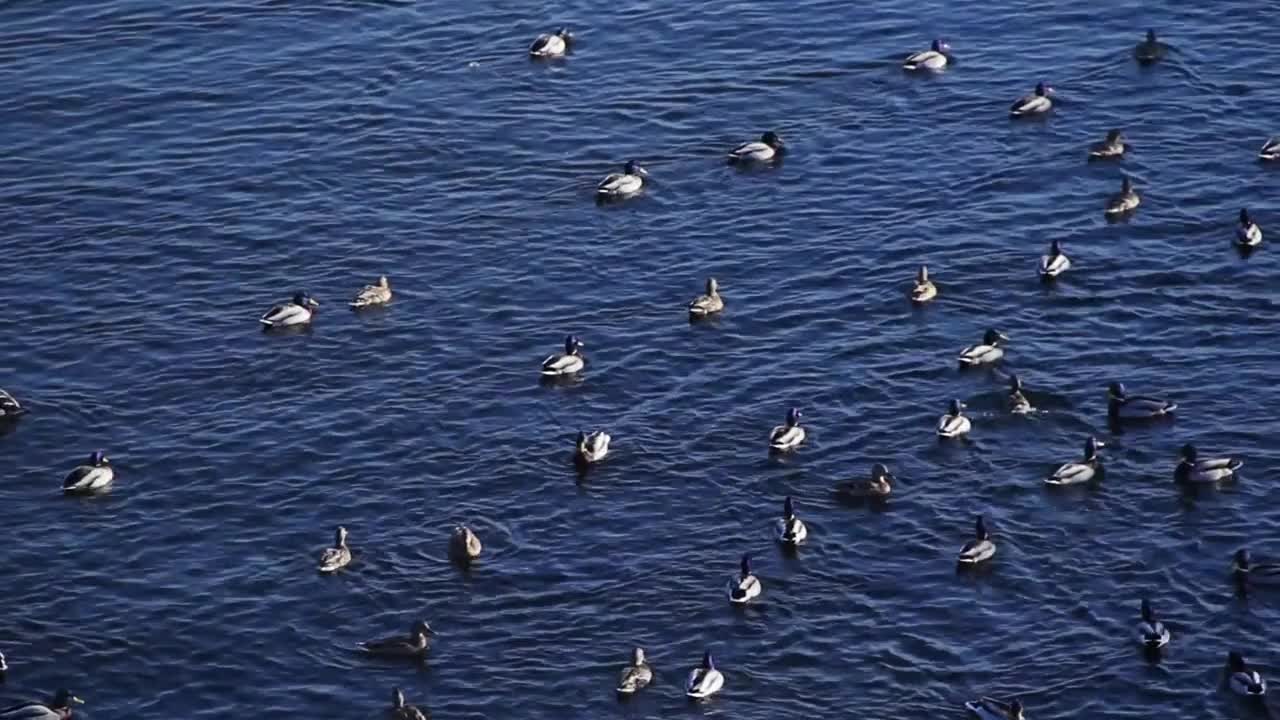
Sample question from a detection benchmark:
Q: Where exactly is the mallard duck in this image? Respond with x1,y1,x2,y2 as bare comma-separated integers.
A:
529,28,572,58
1138,599,1171,648
1233,549,1280,587
1227,651,1267,697
62,451,113,494
574,430,610,464
1007,375,1033,414
0,650,7,676
0,389,26,419
1107,382,1176,420
260,292,319,327
449,525,482,562
768,408,805,451
1237,208,1263,247
1089,129,1127,159
685,650,724,699
388,687,428,720
1260,137,1280,161
318,526,352,573
0,689,82,720
727,131,785,164
726,553,761,604
596,161,648,200
1134,29,1167,64
350,276,392,309
775,496,808,545
1176,443,1242,484
958,329,1009,366
1045,436,1103,486
957,516,996,564
541,335,585,376
1038,240,1070,279
937,399,971,438
359,621,434,658
1009,82,1052,117
688,277,724,317
965,697,1024,720
903,38,950,71
911,265,937,303
1104,177,1140,215
616,647,653,695
838,463,894,498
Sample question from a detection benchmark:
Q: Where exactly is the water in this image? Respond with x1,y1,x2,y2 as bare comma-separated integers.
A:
1,0,1279,717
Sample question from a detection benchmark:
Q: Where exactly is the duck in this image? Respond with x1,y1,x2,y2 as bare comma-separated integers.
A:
574,430,610,464
775,496,808,545
1009,82,1052,117
388,687,428,720
528,28,572,58
616,647,654,695
0,650,6,677
359,620,435,658
685,650,724,699
937,399,971,438
958,329,1009,367
1037,240,1070,280
726,553,761,604
957,516,996,565
1227,651,1267,697
349,276,392,309
62,451,113,494
1107,382,1176,420
260,292,319,327
838,463,895,499
727,131,785,164
1045,436,1103,486
0,389,26,419
1174,443,1242,484
449,525,482,562
0,690,82,720
1134,29,1167,64
1137,598,1171,649
1089,129,1127,159
1260,137,1280,161
965,697,1024,720
1104,177,1140,215
911,265,937,304
903,38,950,71
688,277,724,317
317,526,352,573
1232,549,1280,587
1007,375,1033,414
768,408,806,451
541,335,586,376
596,161,648,200
1236,208,1263,247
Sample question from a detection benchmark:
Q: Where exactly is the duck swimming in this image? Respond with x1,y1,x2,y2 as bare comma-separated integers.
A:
1138,598,1171,648
1009,82,1052,117
596,160,648,200
937,399,971,438
728,131,785,164
726,553,761,604
62,451,113,494
911,265,937,304
685,650,724,699
1237,208,1263,247
529,28,572,58
965,697,1024,720
388,687,428,720
1176,443,1242,484
1108,382,1176,421
1089,129,1127,159
1134,29,1167,64
1045,436,1103,486
616,647,654,695
0,689,82,720
317,526,352,573
1007,375,1033,414
349,276,391,309
958,329,1009,367
957,516,996,565
260,292,319,328
1038,240,1070,280
0,650,6,676
450,525,482,562
1104,177,1140,215
903,38,950,71
0,389,25,420
768,408,806,452
1227,651,1267,697
688,277,724,317
541,335,585,376
1233,549,1280,587
1261,137,1280,161
776,496,808,545
838,463,895,499
574,430,610,464
359,620,434,658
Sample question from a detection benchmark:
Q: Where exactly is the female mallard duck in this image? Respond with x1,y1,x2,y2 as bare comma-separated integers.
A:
1104,177,1140,215
0,689,82,720
688,277,724,317
359,620,434,658
529,28,572,58
574,430,610,464
1045,436,1103,486
1237,208,1263,247
903,38,950,71
957,516,996,565
958,329,1009,366
768,408,805,451
685,650,724,699
911,265,937,304
1134,29,1167,64
260,292,319,327
965,697,1024,720
318,526,352,573
1227,651,1267,697
1107,382,1176,420
1175,444,1242,484
775,496,808,545
726,553,761,604
1038,240,1070,280
1009,82,1052,117
1007,375,1033,414
62,451,113,494
728,131,785,164
349,276,392,309
1138,598,1171,648
616,647,654,695
449,525,482,562
388,687,428,720
0,389,25,419
1233,549,1280,587
937,399,971,438
541,335,585,376
596,161,648,200
1261,137,1280,161
839,463,894,498
1089,129,1127,159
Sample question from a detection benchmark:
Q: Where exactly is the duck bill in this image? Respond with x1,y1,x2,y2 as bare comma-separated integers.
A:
72,696,85,704
308,299,321,308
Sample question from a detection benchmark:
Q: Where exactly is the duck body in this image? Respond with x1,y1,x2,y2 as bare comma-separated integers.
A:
965,697,1024,720
775,496,808,545
1105,178,1140,215
688,277,724,317
958,329,1008,366
1007,375,1033,414
360,622,433,658
597,161,648,200
726,554,761,604
1260,137,1280,161
958,516,996,565
62,452,113,494
529,28,572,58
541,335,586,376
0,690,81,720
839,463,894,499
1089,130,1127,159
389,688,428,720
1108,382,1176,421
1045,437,1103,486
450,525,482,562
616,648,653,694
1134,30,1167,64
937,399,971,438
903,39,950,70
260,292,319,327
728,131,784,164
575,430,610,464
1010,83,1052,117
350,276,392,309
1038,241,1070,279
685,652,724,699
1228,652,1267,696
1138,599,1171,648
0,389,26,419
1175,444,1241,484
768,408,805,451
1237,209,1263,247
911,266,937,303
318,526,352,573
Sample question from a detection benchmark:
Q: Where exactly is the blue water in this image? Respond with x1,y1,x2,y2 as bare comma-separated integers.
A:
3,1,1280,718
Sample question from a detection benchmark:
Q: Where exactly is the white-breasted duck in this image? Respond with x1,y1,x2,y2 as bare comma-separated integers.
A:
1045,436,1103,485
1007,375,1033,414
1237,208,1263,247
685,650,724,699
937,399,971,438
958,329,1009,366
575,430,610,464
529,28,572,58
1009,82,1052,117
260,292,319,327
1260,137,1280,161
1108,382,1176,421
450,525,482,562
957,515,996,564
349,276,392,309
1175,443,1242,484
965,697,1024,720
317,526,352,573
839,463,895,498
768,408,805,451
541,335,585,376
1233,549,1280,588
359,620,435,658
616,648,654,694
903,38,951,71
62,451,113,494
0,389,25,420
728,131,785,164
1089,129,1127,159
0,689,82,720
1134,29,1167,64
1138,599,1171,648
688,277,724,317
726,553,761,604
389,687,428,720
775,496,808,545
597,161,648,200
1227,651,1267,697
1104,177,1140,215
911,265,937,304
1038,240,1070,279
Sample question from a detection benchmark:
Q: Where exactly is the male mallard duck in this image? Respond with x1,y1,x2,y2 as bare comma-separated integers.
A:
768,408,806,451
596,161,648,200
685,650,724,699
903,38,950,70
449,525,482,562
911,265,937,303
688,277,724,317
1137,599,1171,648
388,687,428,720
62,451,113,494
775,496,808,545
1009,82,1052,117
541,335,585,376
1261,137,1280,161
958,329,1009,366
1045,436,1103,486
728,131,785,164
1089,129,1127,159
1233,549,1280,587
575,430,610,464
957,516,996,564
838,463,894,498
529,28,572,58
1038,240,1070,280
0,389,26,419
726,553,761,604
1007,375,1033,414
349,276,392,309
1227,651,1267,697
1107,382,1176,420
0,689,82,720
260,292,319,327
318,526,352,573
616,647,654,695
1104,177,1140,215
1175,444,1241,484
937,399,971,438
1134,29,1167,64
1237,208,1263,247
965,697,1024,720
359,620,434,658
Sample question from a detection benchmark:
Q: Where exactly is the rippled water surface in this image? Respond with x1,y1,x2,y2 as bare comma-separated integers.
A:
3,0,1280,718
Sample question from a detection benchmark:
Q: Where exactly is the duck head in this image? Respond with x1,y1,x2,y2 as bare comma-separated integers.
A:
1106,129,1123,143
334,525,348,546
1234,548,1252,573
974,515,989,540
52,689,83,710
1009,699,1024,720
931,38,951,53
917,265,929,283
1179,443,1198,464
632,647,646,665
782,495,796,519
761,131,785,149
948,399,965,416
89,450,109,467
705,277,719,294
1120,176,1133,193
871,462,894,481
1240,208,1253,226
1049,239,1063,257
983,329,1009,346
1227,650,1249,673
292,292,320,309
1084,436,1101,460
391,687,407,708
1140,598,1156,623
564,334,584,355
1034,82,1052,97
623,160,649,177
1146,29,1157,43
575,430,587,450
556,27,573,41
785,408,802,427
739,553,752,578
1009,374,1024,392
1108,382,1127,400
413,620,436,637
702,650,715,670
